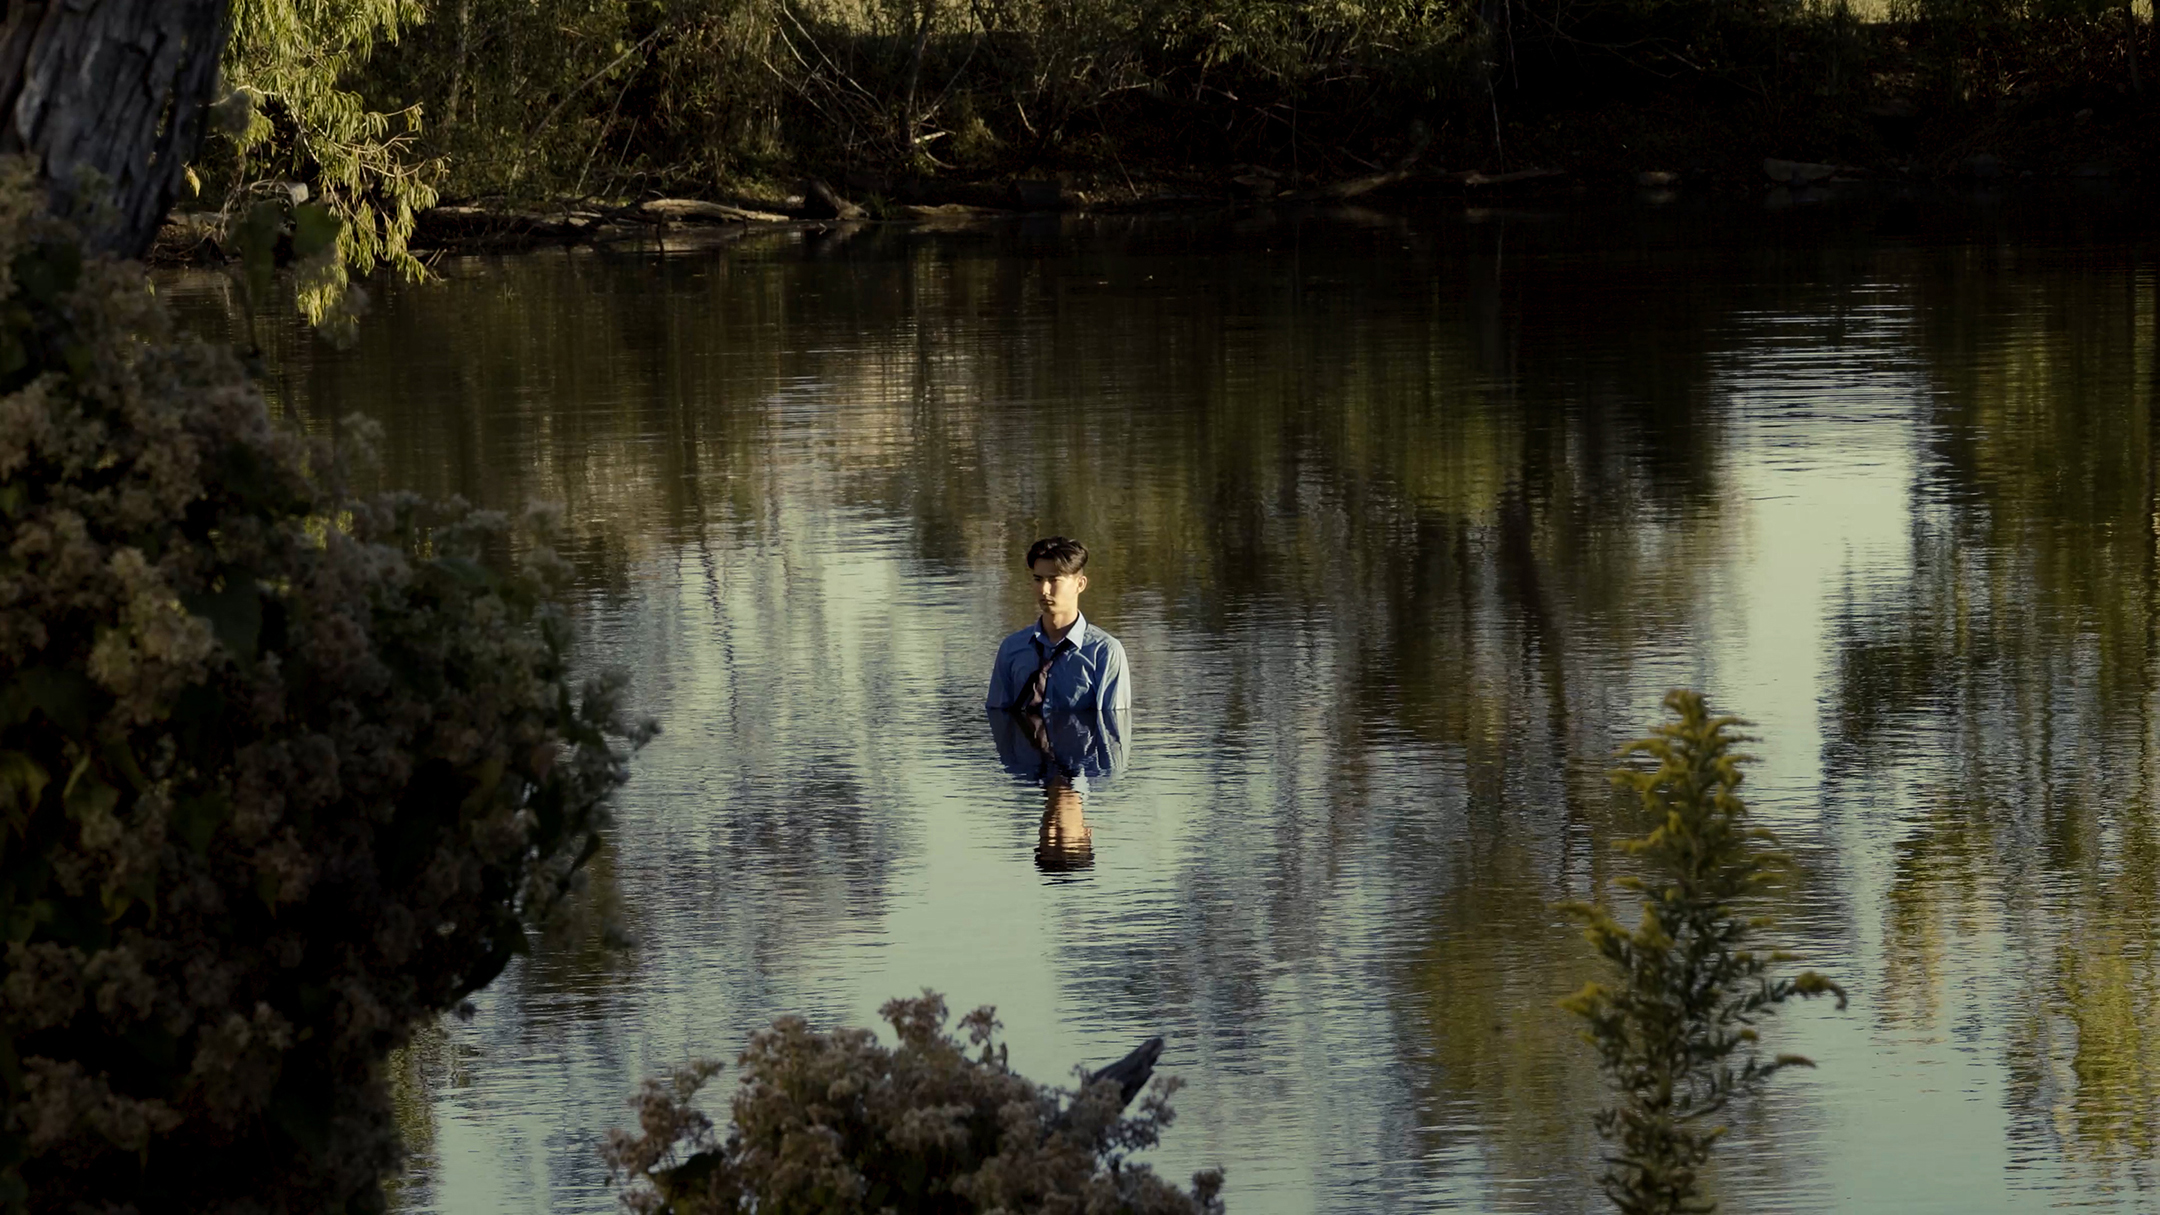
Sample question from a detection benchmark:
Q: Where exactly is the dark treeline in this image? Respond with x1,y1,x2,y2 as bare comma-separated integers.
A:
200,0,2160,241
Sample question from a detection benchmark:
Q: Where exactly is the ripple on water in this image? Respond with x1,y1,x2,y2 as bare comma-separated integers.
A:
154,212,2160,1213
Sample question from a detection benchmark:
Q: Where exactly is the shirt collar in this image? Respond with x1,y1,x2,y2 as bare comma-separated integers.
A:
1034,611,1088,651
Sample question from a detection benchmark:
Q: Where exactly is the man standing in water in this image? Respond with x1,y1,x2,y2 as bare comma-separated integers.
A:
985,536,1131,713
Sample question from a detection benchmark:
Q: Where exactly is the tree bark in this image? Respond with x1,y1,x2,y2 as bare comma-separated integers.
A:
0,1,230,260
904,0,933,157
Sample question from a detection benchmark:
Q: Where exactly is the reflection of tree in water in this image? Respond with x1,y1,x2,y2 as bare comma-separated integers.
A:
852,220,1852,1204
1827,257,2160,1187
1407,836,1605,1214
523,839,642,996
727,755,887,889
383,1015,457,1212
163,217,1971,1205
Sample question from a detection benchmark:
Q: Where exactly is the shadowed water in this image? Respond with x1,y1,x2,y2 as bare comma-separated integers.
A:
163,204,2160,1213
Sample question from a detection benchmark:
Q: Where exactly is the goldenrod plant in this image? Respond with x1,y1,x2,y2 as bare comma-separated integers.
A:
1561,691,1847,1215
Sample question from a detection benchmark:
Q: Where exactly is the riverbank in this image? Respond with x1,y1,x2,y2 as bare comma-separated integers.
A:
172,0,2160,270
150,155,2155,267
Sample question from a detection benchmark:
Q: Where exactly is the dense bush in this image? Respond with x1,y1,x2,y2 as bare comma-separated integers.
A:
0,163,649,1212
1560,691,1845,1215
601,992,1225,1214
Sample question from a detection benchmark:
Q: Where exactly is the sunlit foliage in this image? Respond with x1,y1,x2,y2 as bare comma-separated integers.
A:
208,0,441,321
349,0,1486,194
1560,691,1846,1215
600,992,1224,1213
359,0,661,198
0,163,648,1211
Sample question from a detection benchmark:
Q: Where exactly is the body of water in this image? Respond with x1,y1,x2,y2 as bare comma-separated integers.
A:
165,200,2160,1213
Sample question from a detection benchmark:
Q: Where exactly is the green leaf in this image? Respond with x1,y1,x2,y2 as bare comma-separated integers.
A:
459,755,506,816
184,577,263,662
234,201,285,304
0,900,51,944
291,203,343,262
432,556,494,589
269,1077,333,1159
38,895,106,951
62,759,117,822
10,241,80,305
0,667,94,737
174,793,232,854
99,740,147,794
0,752,48,826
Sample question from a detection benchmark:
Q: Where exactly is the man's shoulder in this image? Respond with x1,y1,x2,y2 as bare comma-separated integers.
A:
1080,624,1126,659
995,625,1039,654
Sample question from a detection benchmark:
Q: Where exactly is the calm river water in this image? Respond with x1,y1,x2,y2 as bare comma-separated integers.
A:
166,200,2160,1214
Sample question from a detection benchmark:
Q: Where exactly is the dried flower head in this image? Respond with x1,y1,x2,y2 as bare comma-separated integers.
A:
601,993,1226,1215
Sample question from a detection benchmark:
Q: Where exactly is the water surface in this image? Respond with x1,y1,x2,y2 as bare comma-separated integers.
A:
165,203,2160,1213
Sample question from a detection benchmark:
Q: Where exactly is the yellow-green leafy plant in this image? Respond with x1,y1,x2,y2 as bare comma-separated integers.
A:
1560,691,1847,1215
207,0,441,323
601,992,1225,1214
0,161,650,1213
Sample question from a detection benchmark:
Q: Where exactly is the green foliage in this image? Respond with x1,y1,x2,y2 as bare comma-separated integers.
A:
358,0,660,199
188,0,2155,202
0,161,649,1212
601,992,1225,1214
342,0,1484,194
208,0,440,323
1559,691,1846,1215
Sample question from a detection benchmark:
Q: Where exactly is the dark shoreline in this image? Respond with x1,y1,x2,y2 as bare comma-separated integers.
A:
150,163,2160,268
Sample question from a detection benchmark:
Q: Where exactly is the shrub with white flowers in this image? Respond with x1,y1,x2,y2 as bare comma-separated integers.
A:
0,160,650,1214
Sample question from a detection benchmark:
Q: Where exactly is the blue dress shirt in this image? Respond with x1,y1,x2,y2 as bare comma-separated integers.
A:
984,612,1131,712
987,709,1130,793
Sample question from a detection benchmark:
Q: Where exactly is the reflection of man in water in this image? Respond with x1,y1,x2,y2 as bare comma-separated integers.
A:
986,536,1130,873
984,537,1131,714
1039,783,1090,872
987,707,1129,873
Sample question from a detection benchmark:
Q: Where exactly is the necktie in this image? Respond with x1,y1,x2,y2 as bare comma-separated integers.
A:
1025,636,1068,710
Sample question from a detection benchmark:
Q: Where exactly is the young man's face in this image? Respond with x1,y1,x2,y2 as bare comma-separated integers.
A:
1031,558,1088,621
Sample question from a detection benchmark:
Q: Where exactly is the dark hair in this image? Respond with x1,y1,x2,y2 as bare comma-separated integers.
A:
1026,536,1089,573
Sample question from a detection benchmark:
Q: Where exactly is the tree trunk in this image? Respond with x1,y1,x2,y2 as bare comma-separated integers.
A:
0,1,230,260
904,0,934,158
446,0,472,129
2129,0,2144,97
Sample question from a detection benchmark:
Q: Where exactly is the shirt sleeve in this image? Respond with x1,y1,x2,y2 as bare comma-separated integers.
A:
1097,638,1132,712
986,639,1016,709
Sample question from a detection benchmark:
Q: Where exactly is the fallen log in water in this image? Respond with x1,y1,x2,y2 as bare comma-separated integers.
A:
1274,165,1567,203
407,200,806,253
1278,169,1427,201
634,198,791,224
1455,166,1569,188
1087,1036,1165,1108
